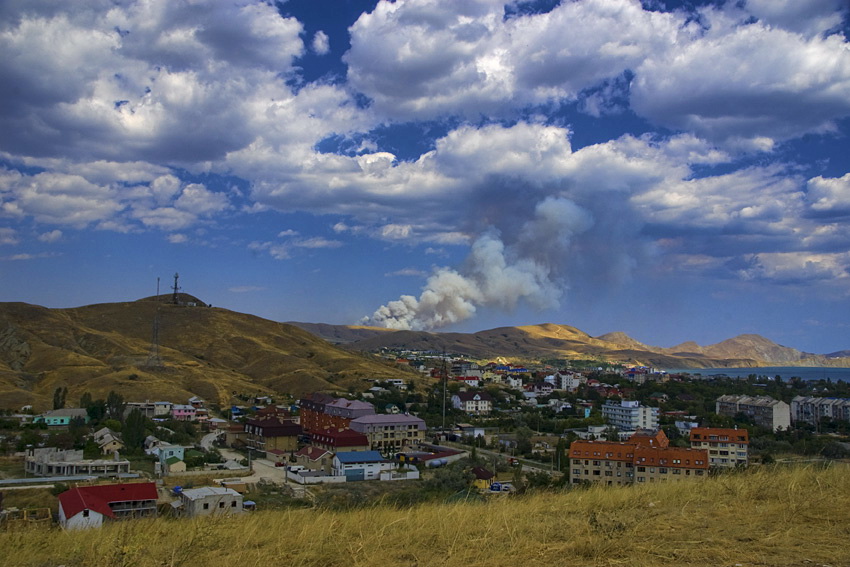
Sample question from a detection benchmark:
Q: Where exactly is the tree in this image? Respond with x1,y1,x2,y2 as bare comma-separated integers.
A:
79,391,93,409
52,386,68,410
87,399,107,424
106,390,125,422
514,426,534,455
123,409,147,453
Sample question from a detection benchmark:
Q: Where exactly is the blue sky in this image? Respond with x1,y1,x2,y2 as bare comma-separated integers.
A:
1,0,849,354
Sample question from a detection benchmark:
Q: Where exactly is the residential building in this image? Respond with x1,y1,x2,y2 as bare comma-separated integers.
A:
25,448,130,477
124,401,172,419
34,408,89,427
92,427,124,455
58,482,158,529
299,393,376,433
170,404,196,421
451,391,494,415
715,395,791,431
569,439,708,485
791,396,850,425
173,487,243,517
471,467,495,490
332,450,391,481
689,427,749,468
293,446,334,473
349,413,427,451
244,416,302,452
601,400,659,431
310,428,370,452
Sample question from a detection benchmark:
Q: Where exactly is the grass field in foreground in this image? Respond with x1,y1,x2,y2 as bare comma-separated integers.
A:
1,463,848,567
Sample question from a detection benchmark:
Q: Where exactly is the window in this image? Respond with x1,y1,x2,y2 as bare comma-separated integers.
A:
203,503,209,510
231,501,237,507
219,502,225,508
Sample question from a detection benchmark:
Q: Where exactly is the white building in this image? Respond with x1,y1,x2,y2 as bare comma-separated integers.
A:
601,400,659,431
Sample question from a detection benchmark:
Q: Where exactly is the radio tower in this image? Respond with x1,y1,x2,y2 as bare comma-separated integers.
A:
171,272,180,305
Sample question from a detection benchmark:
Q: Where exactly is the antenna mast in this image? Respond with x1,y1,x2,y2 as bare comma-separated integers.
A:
171,272,180,305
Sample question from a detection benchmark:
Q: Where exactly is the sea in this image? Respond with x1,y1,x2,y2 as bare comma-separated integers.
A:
663,366,850,382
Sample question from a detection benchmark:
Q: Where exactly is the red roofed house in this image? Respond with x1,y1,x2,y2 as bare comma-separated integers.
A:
58,482,158,530
244,416,303,453
293,446,334,473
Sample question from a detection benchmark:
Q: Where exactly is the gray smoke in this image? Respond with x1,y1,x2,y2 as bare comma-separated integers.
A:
364,197,594,330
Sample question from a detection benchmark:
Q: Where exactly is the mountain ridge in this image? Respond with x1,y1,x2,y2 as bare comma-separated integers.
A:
290,322,849,369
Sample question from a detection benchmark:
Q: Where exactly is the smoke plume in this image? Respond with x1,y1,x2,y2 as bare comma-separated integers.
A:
364,197,594,330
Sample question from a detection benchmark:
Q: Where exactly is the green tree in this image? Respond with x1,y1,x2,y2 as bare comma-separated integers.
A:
123,409,147,453
106,390,125,422
52,386,68,410
87,399,107,424
79,391,93,409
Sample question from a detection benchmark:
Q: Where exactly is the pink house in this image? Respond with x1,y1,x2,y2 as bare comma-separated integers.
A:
171,404,196,421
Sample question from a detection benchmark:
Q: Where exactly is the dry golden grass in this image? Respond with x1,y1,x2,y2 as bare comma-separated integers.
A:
2,463,849,567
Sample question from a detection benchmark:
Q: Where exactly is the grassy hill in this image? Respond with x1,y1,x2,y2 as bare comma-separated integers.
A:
2,463,848,566
293,322,850,369
0,297,419,410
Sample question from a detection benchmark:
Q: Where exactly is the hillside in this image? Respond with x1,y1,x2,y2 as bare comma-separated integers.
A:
0,297,417,410
291,322,850,369
1,464,848,567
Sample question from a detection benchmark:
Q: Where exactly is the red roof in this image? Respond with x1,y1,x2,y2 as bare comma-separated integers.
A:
311,428,369,448
59,482,158,519
294,446,332,461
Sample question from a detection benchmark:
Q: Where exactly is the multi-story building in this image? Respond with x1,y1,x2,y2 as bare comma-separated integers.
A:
244,416,302,452
689,427,749,468
349,413,427,451
601,400,659,431
791,396,850,425
310,428,370,452
299,393,376,432
715,395,791,431
451,391,493,415
569,438,708,485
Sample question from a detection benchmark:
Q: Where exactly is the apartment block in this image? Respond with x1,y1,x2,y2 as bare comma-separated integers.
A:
601,400,659,431
791,396,850,425
689,427,749,468
715,395,791,431
299,393,376,432
569,438,708,485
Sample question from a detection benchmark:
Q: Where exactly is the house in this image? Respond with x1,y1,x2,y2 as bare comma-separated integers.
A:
471,467,495,490
715,395,791,431
451,391,493,415
244,416,302,452
34,408,89,427
349,413,427,451
58,482,158,529
164,456,186,473
689,427,749,468
92,427,124,455
25,448,131,477
170,404,196,421
172,486,243,517
332,450,391,481
293,446,334,473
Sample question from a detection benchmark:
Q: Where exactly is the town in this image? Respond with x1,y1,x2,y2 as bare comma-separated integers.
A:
1,352,849,530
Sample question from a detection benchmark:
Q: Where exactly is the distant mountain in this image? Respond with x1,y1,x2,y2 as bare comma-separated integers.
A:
290,322,850,370
0,298,417,411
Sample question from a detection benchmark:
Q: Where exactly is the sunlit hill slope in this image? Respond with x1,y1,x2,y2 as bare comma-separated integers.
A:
0,296,416,410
